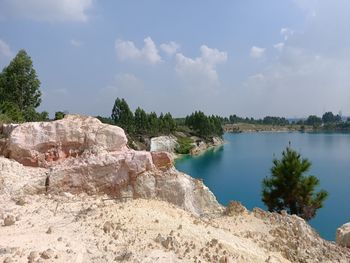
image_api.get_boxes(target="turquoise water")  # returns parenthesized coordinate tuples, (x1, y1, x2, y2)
(175, 132, 350, 240)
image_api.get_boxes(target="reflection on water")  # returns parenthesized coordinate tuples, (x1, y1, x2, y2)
(175, 132, 350, 240)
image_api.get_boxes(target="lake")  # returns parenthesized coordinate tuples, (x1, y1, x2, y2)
(175, 132, 350, 240)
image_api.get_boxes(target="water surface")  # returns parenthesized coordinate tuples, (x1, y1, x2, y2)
(175, 132, 350, 240)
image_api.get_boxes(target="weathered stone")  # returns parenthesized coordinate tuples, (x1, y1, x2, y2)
(3, 215, 15, 226)
(103, 221, 113, 233)
(150, 136, 178, 152)
(28, 251, 39, 262)
(224, 201, 248, 216)
(151, 151, 173, 171)
(336, 222, 350, 248)
(40, 248, 54, 259)
(5, 115, 127, 167)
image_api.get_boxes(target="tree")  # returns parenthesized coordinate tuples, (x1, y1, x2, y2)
(322, 111, 341, 123)
(0, 50, 41, 113)
(111, 98, 134, 134)
(262, 146, 328, 221)
(134, 107, 148, 134)
(305, 115, 322, 127)
(54, 111, 66, 120)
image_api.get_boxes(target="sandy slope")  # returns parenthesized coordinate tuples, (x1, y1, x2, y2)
(1, 193, 349, 263)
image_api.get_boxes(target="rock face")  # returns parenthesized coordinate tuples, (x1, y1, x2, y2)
(150, 136, 179, 153)
(336, 222, 350, 248)
(190, 136, 224, 155)
(0, 115, 222, 216)
(1, 115, 127, 167)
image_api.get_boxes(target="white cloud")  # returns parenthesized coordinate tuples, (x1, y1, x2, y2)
(70, 39, 83, 47)
(175, 45, 228, 89)
(280, 28, 294, 41)
(160, 41, 180, 56)
(115, 37, 162, 64)
(0, 39, 13, 59)
(273, 42, 285, 51)
(0, 0, 93, 22)
(250, 46, 265, 58)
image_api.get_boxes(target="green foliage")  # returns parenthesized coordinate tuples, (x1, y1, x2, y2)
(134, 107, 148, 134)
(262, 116, 289, 126)
(54, 111, 66, 120)
(0, 50, 41, 113)
(322, 112, 341, 123)
(175, 137, 194, 154)
(110, 98, 177, 137)
(262, 147, 328, 221)
(185, 111, 223, 139)
(0, 50, 44, 122)
(111, 98, 135, 134)
(0, 102, 24, 122)
(305, 115, 322, 127)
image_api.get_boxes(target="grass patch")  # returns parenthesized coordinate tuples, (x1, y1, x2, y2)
(175, 137, 194, 154)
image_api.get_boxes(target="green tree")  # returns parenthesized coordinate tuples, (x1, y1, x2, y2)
(305, 115, 322, 127)
(0, 50, 42, 114)
(111, 98, 134, 134)
(322, 111, 341, 123)
(54, 111, 66, 120)
(262, 146, 328, 221)
(134, 107, 148, 134)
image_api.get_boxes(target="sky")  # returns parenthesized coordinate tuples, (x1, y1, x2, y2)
(0, 0, 349, 118)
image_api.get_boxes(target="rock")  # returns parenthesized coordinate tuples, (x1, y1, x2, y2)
(103, 221, 113, 233)
(3, 215, 15, 226)
(46, 226, 53, 234)
(5, 115, 128, 167)
(15, 197, 26, 206)
(2, 257, 13, 263)
(28, 251, 39, 262)
(155, 234, 165, 243)
(151, 151, 173, 171)
(336, 222, 350, 248)
(40, 248, 54, 259)
(219, 256, 228, 263)
(1, 115, 222, 216)
(224, 201, 248, 216)
(150, 136, 179, 153)
(115, 251, 132, 261)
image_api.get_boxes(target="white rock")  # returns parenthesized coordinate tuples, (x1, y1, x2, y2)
(150, 136, 178, 153)
(5, 115, 127, 166)
(336, 222, 350, 248)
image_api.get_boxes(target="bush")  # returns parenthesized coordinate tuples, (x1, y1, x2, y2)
(175, 137, 194, 154)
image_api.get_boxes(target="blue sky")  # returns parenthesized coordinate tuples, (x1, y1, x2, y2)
(0, 0, 349, 118)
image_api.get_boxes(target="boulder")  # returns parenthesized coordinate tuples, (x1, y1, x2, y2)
(151, 151, 173, 171)
(150, 136, 178, 153)
(4, 115, 127, 167)
(0, 115, 223, 216)
(336, 223, 350, 248)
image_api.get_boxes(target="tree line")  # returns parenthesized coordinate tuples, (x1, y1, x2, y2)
(106, 98, 177, 137)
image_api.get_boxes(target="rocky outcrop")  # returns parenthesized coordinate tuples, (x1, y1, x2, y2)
(336, 222, 350, 248)
(190, 136, 224, 155)
(0, 115, 222, 216)
(1, 115, 127, 167)
(150, 136, 179, 152)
